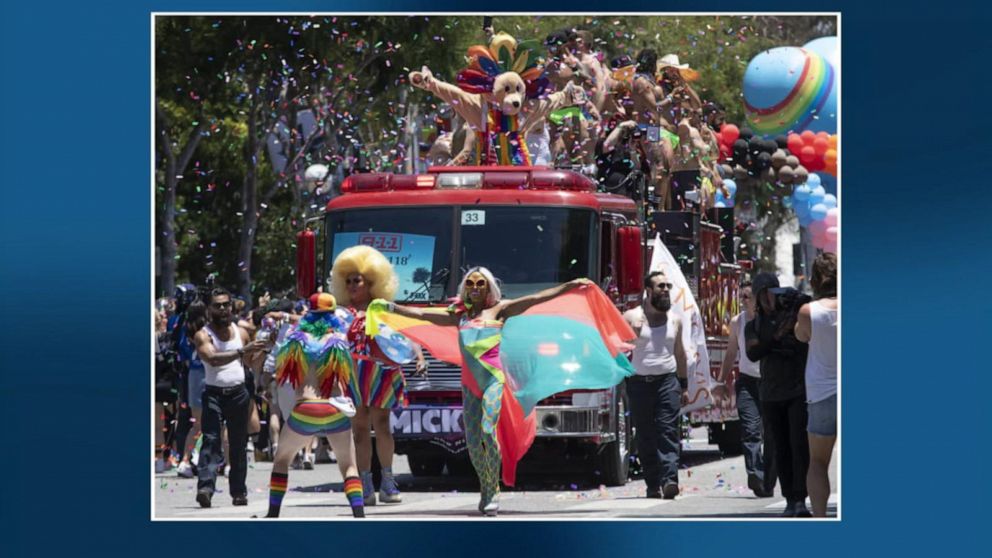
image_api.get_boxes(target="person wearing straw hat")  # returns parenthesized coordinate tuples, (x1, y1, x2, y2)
(657, 54, 703, 120)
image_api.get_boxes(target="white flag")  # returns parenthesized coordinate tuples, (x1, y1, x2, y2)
(649, 234, 715, 414)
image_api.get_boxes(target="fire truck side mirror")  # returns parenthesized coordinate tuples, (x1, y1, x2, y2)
(616, 225, 643, 296)
(296, 229, 316, 299)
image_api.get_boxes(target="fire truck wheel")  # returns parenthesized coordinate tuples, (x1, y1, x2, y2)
(596, 387, 632, 487)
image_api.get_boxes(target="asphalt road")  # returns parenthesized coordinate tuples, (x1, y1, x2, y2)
(153, 430, 838, 520)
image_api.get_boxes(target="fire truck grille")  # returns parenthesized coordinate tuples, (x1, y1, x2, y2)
(401, 350, 463, 391)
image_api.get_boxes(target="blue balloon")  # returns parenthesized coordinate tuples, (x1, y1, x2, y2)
(803, 37, 839, 72)
(809, 186, 826, 206)
(807, 173, 822, 188)
(743, 46, 836, 135)
(793, 184, 811, 202)
(802, 37, 839, 134)
(782, 196, 794, 209)
(794, 200, 810, 217)
(724, 179, 737, 198)
(798, 212, 814, 227)
(714, 201, 726, 208)
(810, 203, 828, 221)
(715, 189, 726, 203)
(822, 194, 837, 209)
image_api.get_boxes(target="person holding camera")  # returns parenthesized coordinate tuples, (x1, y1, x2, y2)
(595, 119, 651, 203)
(744, 273, 812, 517)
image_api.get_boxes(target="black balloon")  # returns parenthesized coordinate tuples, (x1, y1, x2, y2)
(756, 151, 772, 171)
(775, 135, 789, 149)
(740, 127, 754, 141)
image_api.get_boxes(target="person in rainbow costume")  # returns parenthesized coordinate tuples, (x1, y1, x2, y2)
(408, 32, 584, 166)
(260, 292, 365, 518)
(330, 245, 427, 507)
(365, 268, 636, 516)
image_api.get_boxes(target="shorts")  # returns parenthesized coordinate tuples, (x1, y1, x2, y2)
(188, 366, 206, 410)
(286, 400, 351, 437)
(807, 394, 837, 437)
(348, 359, 407, 409)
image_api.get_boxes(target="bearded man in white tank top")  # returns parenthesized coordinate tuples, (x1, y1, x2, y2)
(795, 253, 838, 518)
(622, 271, 687, 500)
(192, 288, 270, 509)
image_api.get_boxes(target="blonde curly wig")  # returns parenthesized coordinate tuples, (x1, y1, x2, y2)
(330, 245, 399, 305)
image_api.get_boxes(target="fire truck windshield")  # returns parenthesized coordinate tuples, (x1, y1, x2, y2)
(326, 207, 454, 304)
(326, 205, 596, 303)
(459, 206, 595, 299)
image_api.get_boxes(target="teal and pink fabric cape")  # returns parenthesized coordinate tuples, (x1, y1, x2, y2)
(365, 285, 636, 485)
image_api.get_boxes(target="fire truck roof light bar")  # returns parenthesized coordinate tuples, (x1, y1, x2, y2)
(340, 169, 596, 193)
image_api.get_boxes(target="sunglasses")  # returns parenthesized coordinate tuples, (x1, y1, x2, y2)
(654, 282, 672, 290)
(211, 301, 232, 309)
(345, 277, 364, 286)
(464, 279, 487, 289)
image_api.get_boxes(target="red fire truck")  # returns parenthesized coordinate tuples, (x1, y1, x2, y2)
(295, 166, 741, 486)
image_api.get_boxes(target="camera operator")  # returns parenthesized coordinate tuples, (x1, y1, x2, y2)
(595, 119, 651, 204)
(744, 272, 812, 517)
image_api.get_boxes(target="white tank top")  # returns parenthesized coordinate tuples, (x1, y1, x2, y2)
(203, 324, 246, 388)
(631, 309, 678, 376)
(805, 300, 838, 403)
(735, 312, 761, 378)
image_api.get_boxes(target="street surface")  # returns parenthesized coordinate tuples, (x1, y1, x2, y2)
(154, 428, 837, 520)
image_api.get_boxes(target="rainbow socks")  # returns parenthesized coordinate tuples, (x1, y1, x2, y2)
(344, 476, 365, 518)
(266, 471, 288, 517)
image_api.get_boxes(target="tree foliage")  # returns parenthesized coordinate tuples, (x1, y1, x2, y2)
(154, 14, 836, 301)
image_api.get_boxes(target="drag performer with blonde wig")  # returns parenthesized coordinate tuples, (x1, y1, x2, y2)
(365, 267, 636, 516)
(261, 292, 364, 518)
(331, 245, 426, 506)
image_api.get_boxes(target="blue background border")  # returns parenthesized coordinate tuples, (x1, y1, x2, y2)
(1, 1, 986, 556)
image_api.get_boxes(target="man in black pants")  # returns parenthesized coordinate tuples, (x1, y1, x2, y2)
(745, 273, 812, 517)
(623, 272, 688, 499)
(715, 282, 775, 498)
(192, 288, 268, 508)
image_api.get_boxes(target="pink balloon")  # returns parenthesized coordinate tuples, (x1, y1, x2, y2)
(825, 226, 838, 243)
(812, 230, 827, 248)
(809, 219, 827, 237)
(825, 207, 839, 227)
(823, 239, 837, 254)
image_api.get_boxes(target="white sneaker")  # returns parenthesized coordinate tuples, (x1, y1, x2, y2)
(177, 462, 194, 478)
(329, 395, 357, 417)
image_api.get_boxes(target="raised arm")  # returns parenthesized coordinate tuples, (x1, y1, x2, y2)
(409, 67, 483, 123)
(498, 278, 591, 320)
(388, 301, 461, 327)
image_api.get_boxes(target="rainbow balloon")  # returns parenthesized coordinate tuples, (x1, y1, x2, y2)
(743, 47, 837, 135)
